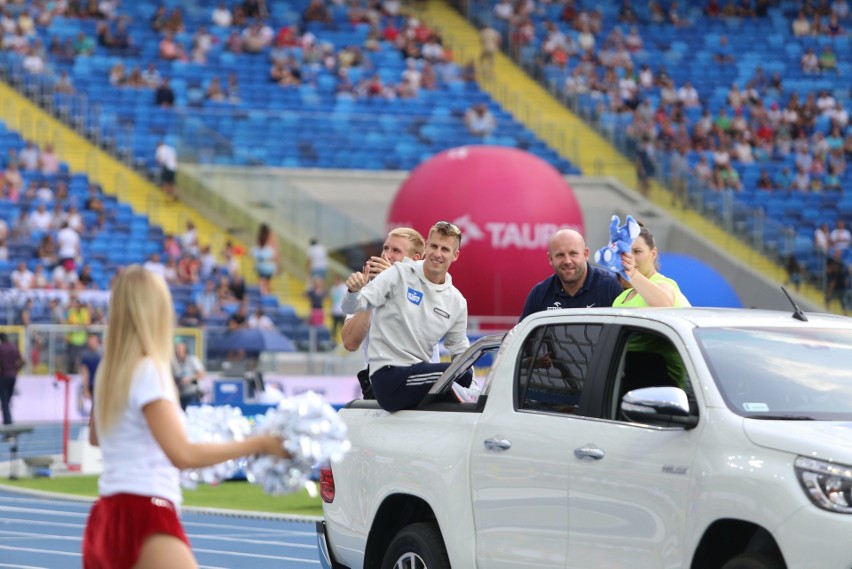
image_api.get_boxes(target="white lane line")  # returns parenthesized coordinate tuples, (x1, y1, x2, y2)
(0, 545, 79, 558)
(187, 533, 315, 549)
(0, 531, 81, 542)
(0, 506, 88, 519)
(193, 547, 319, 564)
(0, 517, 86, 530)
(0, 563, 51, 568)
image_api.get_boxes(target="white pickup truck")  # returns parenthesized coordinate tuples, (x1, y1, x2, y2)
(317, 307, 852, 569)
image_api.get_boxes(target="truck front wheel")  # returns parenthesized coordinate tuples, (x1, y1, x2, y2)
(380, 522, 450, 569)
(721, 552, 786, 569)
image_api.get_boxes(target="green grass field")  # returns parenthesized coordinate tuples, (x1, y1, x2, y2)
(0, 476, 323, 517)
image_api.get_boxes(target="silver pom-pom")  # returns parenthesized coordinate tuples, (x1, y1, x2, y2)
(181, 405, 252, 490)
(246, 391, 351, 496)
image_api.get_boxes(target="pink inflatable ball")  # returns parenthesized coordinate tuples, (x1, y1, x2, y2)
(387, 146, 584, 318)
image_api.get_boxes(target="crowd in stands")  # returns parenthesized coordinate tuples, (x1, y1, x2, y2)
(2, 1, 471, 108)
(0, 0, 575, 173)
(0, 127, 329, 358)
(4, 0, 852, 313)
(469, 0, 852, 303)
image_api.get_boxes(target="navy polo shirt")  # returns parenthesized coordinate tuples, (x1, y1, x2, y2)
(520, 265, 623, 321)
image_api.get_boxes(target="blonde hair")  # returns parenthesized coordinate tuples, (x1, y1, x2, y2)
(94, 265, 177, 433)
(387, 227, 425, 258)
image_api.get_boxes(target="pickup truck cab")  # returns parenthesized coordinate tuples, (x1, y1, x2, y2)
(318, 308, 852, 569)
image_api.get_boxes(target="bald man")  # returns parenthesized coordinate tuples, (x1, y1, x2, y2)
(520, 229, 622, 321)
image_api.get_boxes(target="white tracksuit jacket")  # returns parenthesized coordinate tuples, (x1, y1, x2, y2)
(341, 259, 469, 376)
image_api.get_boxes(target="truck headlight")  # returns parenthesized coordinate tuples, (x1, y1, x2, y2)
(795, 456, 852, 514)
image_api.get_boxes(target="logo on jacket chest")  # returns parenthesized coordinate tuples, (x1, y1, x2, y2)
(407, 288, 424, 305)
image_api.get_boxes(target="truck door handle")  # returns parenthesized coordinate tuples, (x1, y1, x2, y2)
(484, 436, 512, 452)
(574, 446, 605, 461)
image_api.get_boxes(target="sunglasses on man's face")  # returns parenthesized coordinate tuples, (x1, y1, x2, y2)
(434, 221, 461, 235)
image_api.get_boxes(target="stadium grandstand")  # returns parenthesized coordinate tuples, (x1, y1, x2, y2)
(0, 0, 849, 385)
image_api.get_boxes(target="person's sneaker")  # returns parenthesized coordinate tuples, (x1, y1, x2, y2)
(451, 383, 481, 404)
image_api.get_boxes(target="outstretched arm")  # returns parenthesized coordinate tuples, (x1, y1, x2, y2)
(143, 399, 287, 470)
(620, 253, 676, 307)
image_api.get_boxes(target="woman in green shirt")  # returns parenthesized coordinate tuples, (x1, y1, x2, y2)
(614, 224, 690, 386)
(613, 224, 690, 308)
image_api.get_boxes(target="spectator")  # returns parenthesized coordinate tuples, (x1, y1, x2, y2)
(154, 77, 175, 107)
(248, 307, 275, 330)
(143, 252, 166, 279)
(464, 103, 496, 137)
(163, 257, 179, 285)
(140, 63, 161, 88)
(73, 32, 95, 56)
(163, 234, 182, 260)
(78, 264, 97, 289)
(37, 233, 58, 266)
(79, 333, 102, 402)
(32, 264, 49, 289)
(11, 261, 33, 290)
(251, 223, 278, 296)
(826, 12, 844, 36)
(52, 259, 80, 290)
(112, 18, 133, 51)
(28, 202, 53, 232)
(18, 141, 39, 171)
(5, 161, 23, 195)
(155, 139, 178, 198)
(305, 276, 327, 328)
(307, 237, 328, 280)
(677, 81, 700, 108)
(329, 274, 347, 343)
(171, 341, 205, 410)
(831, 219, 852, 252)
(479, 22, 501, 79)
(194, 280, 220, 319)
(225, 30, 243, 53)
(181, 220, 199, 256)
(0, 332, 24, 425)
(54, 70, 76, 94)
(242, 20, 273, 53)
(176, 253, 200, 285)
(39, 142, 59, 174)
(713, 35, 735, 64)
(212, 2, 233, 27)
(303, 0, 330, 23)
(635, 136, 656, 196)
(791, 9, 811, 35)
(198, 244, 218, 281)
(801, 47, 819, 74)
(205, 76, 226, 102)
(229, 272, 247, 302)
(178, 302, 204, 328)
(22, 46, 45, 75)
(825, 249, 850, 314)
(56, 220, 81, 269)
(65, 296, 91, 373)
(108, 62, 126, 86)
(819, 45, 838, 74)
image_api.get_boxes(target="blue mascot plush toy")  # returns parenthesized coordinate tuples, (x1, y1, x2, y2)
(594, 214, 641, 280)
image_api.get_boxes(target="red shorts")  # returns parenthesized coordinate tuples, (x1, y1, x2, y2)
(82, 493, 190, 569)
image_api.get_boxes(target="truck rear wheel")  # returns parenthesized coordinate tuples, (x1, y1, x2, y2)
(380, 522, 450, 569)
(721, 552, 786, 569)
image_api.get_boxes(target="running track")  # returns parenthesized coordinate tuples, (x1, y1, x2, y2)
(0, 487, 322, 568)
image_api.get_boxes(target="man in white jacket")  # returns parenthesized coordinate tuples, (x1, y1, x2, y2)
(342, 221, 474, 411)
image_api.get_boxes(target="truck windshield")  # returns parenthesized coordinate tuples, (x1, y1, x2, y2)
(695, 327, 852, 420)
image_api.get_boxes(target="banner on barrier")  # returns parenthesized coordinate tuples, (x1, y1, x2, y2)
(10, 374, 362, 423)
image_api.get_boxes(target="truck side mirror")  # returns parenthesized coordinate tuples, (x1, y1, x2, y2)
(621, 386, 698, 429)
